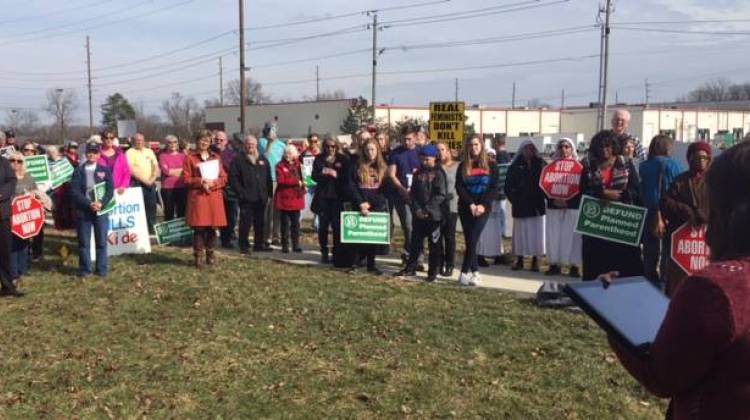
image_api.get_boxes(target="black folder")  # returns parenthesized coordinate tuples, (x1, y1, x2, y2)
(564, 277, 670, 358)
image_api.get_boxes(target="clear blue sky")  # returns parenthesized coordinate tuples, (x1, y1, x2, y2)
(1, 0, 748, 124)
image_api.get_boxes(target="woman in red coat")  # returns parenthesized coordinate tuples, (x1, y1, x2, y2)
(609, 141, 750, 419)
(183, 129, 227, 269)
(274, 145, 305, 253)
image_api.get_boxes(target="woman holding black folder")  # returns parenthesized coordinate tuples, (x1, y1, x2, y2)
(608, 141, 750, 419)
(579, 130, 643, 281)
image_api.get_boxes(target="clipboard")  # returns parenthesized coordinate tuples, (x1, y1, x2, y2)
(563, 277, 669, 358)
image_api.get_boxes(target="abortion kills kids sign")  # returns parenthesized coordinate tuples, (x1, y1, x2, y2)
(91, 187, 151, 259)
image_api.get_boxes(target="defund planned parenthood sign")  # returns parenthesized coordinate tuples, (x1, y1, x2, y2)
(340, 211, 390, 245)
(574, 195, 647, 247)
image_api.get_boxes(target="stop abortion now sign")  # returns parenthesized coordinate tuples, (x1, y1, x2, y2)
(540, 159, 583, 201)
(11, 195, 44, 239)
(671, 223, 711, 274)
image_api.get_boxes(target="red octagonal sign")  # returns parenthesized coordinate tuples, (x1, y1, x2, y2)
(670, 223, 710, 274)
(539, 159, 583, 201)
(11, 194, 44, 240)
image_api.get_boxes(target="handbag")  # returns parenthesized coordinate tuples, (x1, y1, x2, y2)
(649, 162, 667, 239)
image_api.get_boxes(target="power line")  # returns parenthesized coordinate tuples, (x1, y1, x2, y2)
(613, 27, 750, 36)
(613, 18, 750, 25)
(0, 0, 116, 25)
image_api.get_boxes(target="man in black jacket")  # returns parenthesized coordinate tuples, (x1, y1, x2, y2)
(229, 135, 273, 254)
(0, 155, 21, 296)
(394, 145, 446, 282)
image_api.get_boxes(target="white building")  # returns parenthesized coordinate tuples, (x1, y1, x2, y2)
(560, 105, 750, 146)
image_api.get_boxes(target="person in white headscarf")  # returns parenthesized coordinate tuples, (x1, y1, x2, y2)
(504, 140, 546, 271)
(544, 138, 582, 277)
(477, 140, 512, 266)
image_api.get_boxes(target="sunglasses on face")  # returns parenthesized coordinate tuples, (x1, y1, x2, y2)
(9, 159, 23, 163)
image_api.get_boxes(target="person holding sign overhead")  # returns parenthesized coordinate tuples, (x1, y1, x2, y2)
(579, 130, 642, 281)
(504, 140, 546, 272)
(608, 141, 750, 419)
(543, 138, 582, 278)
(184, 129, 227, 270)
(660, 142, 712, 296)
(455, 135, 499, 286)
(69, 143, 114, 278)
(346, 139, 389, 275)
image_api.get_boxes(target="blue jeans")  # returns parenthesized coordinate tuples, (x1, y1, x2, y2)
(10, 236, 29, 279)
(393, 199, 413, 257)
(77, 212, 109, 277)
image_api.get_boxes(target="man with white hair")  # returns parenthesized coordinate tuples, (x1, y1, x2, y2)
(611, 109, 646, 162)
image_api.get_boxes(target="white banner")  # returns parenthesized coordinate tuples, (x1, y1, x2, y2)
(92, 187, 152, 259)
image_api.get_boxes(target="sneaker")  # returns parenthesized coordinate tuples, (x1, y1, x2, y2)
(393, 269, 416, 277)
(458, 272, 471, 286)
(441, 265, 454, 277)
(469, 272, 481, 287)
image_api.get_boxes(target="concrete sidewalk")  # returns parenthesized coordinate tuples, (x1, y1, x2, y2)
(217, 245, 580, 297)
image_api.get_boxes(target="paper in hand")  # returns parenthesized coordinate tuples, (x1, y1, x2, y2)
(198, 159, 219, 181)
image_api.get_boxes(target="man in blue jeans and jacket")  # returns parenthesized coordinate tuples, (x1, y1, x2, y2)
(70, 143, 114, 278)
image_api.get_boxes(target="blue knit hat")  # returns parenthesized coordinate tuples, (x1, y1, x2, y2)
(418, 144, 438, 158)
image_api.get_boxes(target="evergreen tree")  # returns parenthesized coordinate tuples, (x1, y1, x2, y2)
(340, 97, 372, 134)
(101, 93, 136, 130)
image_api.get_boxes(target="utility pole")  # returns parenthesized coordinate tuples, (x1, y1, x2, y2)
(86, 36, 93, 135)
(561, 88, 566, 110)
(645, 78, 651, 106)
(597, 0, 613, 131)
(511, 82, 517, 108)
(370, 12, 379, 123)
(615, 90, 619, 104)
(56, 88, 65, 141)
(316, 65, 320, 101)
(454, 78, 459, 102)
(239, 0, 247, 135)
(219, 56, 224, 106)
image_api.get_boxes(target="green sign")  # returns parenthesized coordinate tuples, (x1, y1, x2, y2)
(24, 155, 50, 184)
(340, 211, 390, 245)
(574, 195, 647, 247)
(50, 159, 75, 189)
(154, 217, 193, 245)
(496, 163, 510, 192)
(94, 182, 116, 216)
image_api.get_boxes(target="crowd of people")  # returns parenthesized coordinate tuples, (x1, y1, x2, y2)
(0, 108, 744, 297)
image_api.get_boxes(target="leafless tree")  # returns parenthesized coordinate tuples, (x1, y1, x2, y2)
(4, 109, 40, 137)
(161, 92, 205, 140)
(44, 88, 78, 141)
(225, 78, 271, 105)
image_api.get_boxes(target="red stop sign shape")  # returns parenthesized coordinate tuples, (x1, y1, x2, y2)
(539, 159, 583, 201)
(11, 195, 44, 239)
(670, 223, 711, 274)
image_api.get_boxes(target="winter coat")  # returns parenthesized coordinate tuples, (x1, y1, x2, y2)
(69, 164, 114, 217)
(183, 151, 227, 228)
(580, 156, 641, 206)
(0, 157, 16, 221)
(409, 165, 447, 221)
(229, 153, 273, 204)
(504, 156, 546, 218)
(274, 159, 305, 211)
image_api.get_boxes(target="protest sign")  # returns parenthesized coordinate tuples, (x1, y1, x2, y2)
(11, 195, 44, 239)
(574, 195, 647, 247)
(539, 159, 583, 201)
(24, 155, 50, 185)
(302, 155, 316, 187)
(154, 217, 192, 245)
(496, 163, 510, 192)
(50, 158, 75, 189)
(0, 145, 15, 159)
(429, 102, 465, 150)
(94, 182, 116, 216)
(92, 187, 152, 259)
(340, 211, 390, 245)
(671, 223, 710, 274)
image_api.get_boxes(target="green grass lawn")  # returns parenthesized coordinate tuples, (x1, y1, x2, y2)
(0, 234, 666, 418)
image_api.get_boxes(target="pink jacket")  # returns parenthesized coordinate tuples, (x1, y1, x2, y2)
(98, 148, 132, 189)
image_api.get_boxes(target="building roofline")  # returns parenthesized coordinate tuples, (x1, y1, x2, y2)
(206, 98, 357, 109)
